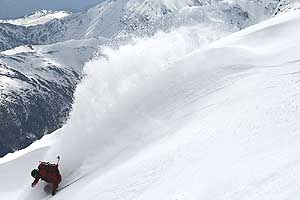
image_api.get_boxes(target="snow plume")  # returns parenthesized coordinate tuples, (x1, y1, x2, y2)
(45, 25, 225, 182)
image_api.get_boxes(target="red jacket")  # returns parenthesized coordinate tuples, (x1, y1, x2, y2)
(32, 162, 62, 193)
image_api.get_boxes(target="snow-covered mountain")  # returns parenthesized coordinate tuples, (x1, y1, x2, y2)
(0, 0, 280, 52)
(0, 0, 104, 19)
(1, 6, 300, 200)
(0, 38, 102, 156)
(0, 0, 283, 156)
(0, 10, 70, 27)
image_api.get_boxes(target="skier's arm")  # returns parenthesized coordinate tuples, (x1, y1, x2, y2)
(31, 177, 40, 187)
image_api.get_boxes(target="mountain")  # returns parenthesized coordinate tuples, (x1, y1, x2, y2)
(0, 39, 100, 156)
(0, 10, 70, 27)
(1, 6, 300, 200)
(0, 0, 105, 19)
(0, 0, 281, 156)
(0, 0, 280, 52)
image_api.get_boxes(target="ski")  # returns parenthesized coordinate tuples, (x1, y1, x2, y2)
(58, 176, 84, 191)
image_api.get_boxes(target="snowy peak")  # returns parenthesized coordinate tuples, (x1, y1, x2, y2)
(80, 0, 279, 39)
(0, 10, 70, 27)
(81, 0, 208, 38)
(124, 0, 208, 15)
(0, 0, 282, 52)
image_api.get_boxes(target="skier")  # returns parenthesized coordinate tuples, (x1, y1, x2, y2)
(31, 157, 62, 196)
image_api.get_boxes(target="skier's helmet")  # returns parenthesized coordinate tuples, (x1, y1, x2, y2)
(31, 169, 39, 178)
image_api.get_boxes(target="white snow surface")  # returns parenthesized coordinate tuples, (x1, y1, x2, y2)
(2, 8, 300, 200)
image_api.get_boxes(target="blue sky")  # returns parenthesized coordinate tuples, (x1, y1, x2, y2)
(0, 0, 105, 19)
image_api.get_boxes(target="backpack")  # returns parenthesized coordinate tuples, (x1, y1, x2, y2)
(38, 162, 59, 173)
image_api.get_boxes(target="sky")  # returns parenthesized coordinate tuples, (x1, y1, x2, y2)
(0, 0, 105, 19)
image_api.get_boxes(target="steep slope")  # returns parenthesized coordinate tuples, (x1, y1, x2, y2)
(0, 0, 282, 157)
(1, 8, 300, 200)
(43, 9, 300, 199)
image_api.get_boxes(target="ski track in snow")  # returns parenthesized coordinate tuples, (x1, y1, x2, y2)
(2, 8, 300, 200)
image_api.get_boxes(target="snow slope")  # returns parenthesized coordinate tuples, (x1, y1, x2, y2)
(1, 8, 300, 200)
(0, 0, 282, 157)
